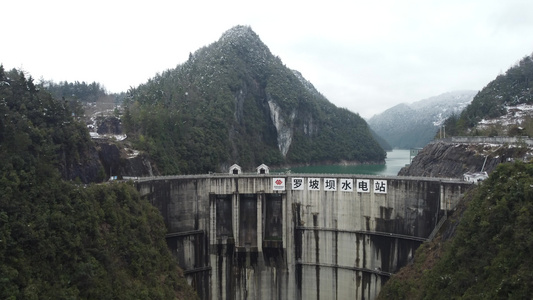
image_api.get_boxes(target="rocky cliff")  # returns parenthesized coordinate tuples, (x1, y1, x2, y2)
(398, 140, 530, 178)
(62, 114, 157, 183)
(59, 138, 156, 183)
(95, 140, 156, 178)
(91, 115, 157, 180)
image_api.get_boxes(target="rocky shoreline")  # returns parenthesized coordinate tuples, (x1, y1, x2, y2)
(398, 140, 531, 178)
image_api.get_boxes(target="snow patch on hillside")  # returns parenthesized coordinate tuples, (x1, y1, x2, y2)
(478, 103, 533, 128)
(87, 111, 126, 141)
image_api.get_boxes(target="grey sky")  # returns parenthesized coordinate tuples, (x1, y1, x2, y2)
(2, 0, 533, 118)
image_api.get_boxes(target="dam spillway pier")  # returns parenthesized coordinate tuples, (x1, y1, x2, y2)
(135, 173, 471, 300)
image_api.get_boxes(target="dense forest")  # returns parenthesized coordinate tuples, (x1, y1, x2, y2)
(44, 80, 125, 106)
(45, 80, 107, 103)
(122, 25, 385, 174)
(378, 161, 533, 299)
(443, 53, 533, 136)
(0, 68, 104, 183)
(0, 65, 197, 299)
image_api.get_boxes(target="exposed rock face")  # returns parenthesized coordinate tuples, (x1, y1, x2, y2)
(96, 116, 122, 135)
(96, 140, 157, 179)
(121, 153, 155, 177)
(59, 140, 157, 183)
(97, 142, 122, 178)
(268, 99, 295, 157)
(398, 141, 527, 178)
(58, 145, 104, 183)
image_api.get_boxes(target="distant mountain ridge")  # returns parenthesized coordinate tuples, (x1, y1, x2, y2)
(367, 91, 476, 149)
(123, 25, 385, 174)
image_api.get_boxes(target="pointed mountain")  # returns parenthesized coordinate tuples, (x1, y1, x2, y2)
(123, 25, 385, 174)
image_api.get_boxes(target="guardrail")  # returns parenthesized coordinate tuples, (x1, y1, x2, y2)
(434, 136, 533, 145)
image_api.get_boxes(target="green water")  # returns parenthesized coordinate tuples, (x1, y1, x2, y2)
(276, 149, 411, 176)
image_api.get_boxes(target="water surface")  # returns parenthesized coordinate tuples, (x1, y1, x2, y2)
(276, 149, 411, 176)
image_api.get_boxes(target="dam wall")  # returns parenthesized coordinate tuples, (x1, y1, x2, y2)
(136, 174, 471, 300)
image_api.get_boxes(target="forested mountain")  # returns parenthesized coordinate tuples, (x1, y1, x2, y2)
(367, 91, 475, 148)
(0, 66, 196, 299)
(443, 53, 533, 136)
(123, 25, 385, 174)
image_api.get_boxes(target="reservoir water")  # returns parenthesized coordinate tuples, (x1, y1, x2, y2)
(277, 149, 411, 176)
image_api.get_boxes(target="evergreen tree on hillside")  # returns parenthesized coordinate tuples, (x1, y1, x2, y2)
(45, 80, 107, 103)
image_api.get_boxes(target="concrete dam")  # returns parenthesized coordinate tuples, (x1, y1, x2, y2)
(135, 172, 471, 300)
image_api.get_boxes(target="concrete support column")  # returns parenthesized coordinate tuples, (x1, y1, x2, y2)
(257, 192, 263, 252)
(282, 192, 287, 250)
(233, 192, 239, 247)
(369, 180, 376, 231)
(209, 193, 216, 245)
(439, 182, 445, 211)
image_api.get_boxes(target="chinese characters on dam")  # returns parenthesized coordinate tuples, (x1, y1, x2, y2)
(273, 177, 388, 193)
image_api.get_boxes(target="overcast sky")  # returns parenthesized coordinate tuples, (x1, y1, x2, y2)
(2, 0, 533, 118)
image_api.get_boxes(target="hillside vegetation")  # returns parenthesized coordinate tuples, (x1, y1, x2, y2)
(379, 161, 533, 299)
(0, 66, 197, 299)
(444, 53, 533, 136)
(123, 25, 385, 174)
